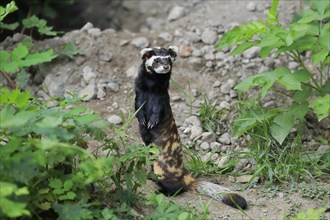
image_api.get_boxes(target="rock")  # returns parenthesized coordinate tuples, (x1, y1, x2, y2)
(43, 72, 69, 97)
(87, 28, 102, 37)
(185, 116, 202, 127)
(97, 87, 107, 100)
(219, 101, 230, 110)
(82, 66, 97, 84)
(190, 125, 203, 140)
(204, 52, 215, 60)
(126, 65, 138, 78)
(79, 83, 96, 101)
(179, 45, 193, 57)
(288, 61, 300, 71)
(317, 145, 330, 153)
(226, 79, 236, 88)
(147, 17, 165, 30)
(220, 83, 231, 94)
(98, 53, 113, 62)
(200, 142, 210, 150)
(106, 81, 119, 92)
(186, 31, 201, 43)
(242, 46, 260, 59)
(120, 39, 129, 46)
(159, 32, 173, 41)
(218, 132, 231, 145)
(205, 61, 213, 68)
(107, 115, 122, 125)
(201, 132, 216, 142)
(131, 37, 150, 48)
(192, 49, 202, 57)
(213, 80, 221, 88)
(217, 155, 230, 167)
(215, 51, 226, 60)
(168, 6, 185, 21)
(236, 175, 254, 183)
(264, 57, 275, 68)
(201, 152, 212, 162)
(171, 95, 182, 101)
(81, 22, 93, 31)
(201, 29, 218, 44)
(36, 90, 50, 100)
(210, 142, 221, 152)
(246, 2, 257, 11)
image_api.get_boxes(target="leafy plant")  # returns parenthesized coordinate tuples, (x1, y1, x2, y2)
(22, 15, 57, 36)
(291, 208, 326, 220)
(0, 1, 18, 30)
(217, 0, 330, 145)
(199, 97, 223, 132)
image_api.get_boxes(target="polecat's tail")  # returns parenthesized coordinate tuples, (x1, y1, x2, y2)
(195, 181, 247, 209)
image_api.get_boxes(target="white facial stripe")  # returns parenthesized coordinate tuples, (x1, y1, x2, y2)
(145, 55, 173, 73)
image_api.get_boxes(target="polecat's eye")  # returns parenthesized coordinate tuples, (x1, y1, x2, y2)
(155, 58, 160, 63)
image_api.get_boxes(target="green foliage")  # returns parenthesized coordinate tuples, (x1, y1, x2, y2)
(0, 41, 57, 74)
(22, 15, 57, 36)
(0, 1, 19, 30)
(216, 0, 329, 182)
(217, 0, 330, 145)
(291, 208, 326, 220)
(0, 88, 152, 219)
(199, 97, 223, 132)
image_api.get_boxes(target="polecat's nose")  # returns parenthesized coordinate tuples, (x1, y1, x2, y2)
(163, 65, 170, 69)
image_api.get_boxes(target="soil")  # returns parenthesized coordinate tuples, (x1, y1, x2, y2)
(1, 0, 329, 219)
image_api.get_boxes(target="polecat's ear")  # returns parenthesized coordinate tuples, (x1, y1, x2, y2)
(168, 46, 178, 59)
(140, 48, 154, 60)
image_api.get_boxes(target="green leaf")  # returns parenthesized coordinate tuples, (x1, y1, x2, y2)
(293, 85, 312, 103)
(17, 49, 58, 67)
(0, 22, 19, 30)
(230, 41, 259, 56)
(60, 42, 84, 59)
(22, 15, 57, 36)
(49, 179, 62, 189)
(260, 46, 273, 59)
(267, 0, 280, 24)
(309, 95, 330, 121)
(298, 9, 321, 23)
(311, 49, 329, 64)
(293, 69, 312, 83)
(289, 102, 309, 120)
(0, 1, 18, 22)
(12, 43, 29, 61)
(16, 69, 30, 89)
(312, 1, 330, 15)
(270, 111, 294, 144)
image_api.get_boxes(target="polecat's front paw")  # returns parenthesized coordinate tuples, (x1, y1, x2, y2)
(136, 113, 147, 126)
(147, 116, 159, 129)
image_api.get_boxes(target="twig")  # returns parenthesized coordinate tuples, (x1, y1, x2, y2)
(0, 71, 17, 89)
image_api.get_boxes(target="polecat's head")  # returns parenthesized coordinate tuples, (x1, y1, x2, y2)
(140, 46, 178, 74)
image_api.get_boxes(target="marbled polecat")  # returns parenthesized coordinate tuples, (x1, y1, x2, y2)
(134, 46, 247, 209)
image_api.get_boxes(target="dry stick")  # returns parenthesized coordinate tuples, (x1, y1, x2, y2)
(0, 71, 17, 89)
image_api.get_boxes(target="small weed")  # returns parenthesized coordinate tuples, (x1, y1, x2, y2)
(199, 96, 223, 132)
(291, 208, 326, 220)
(296, 181, 330, 201)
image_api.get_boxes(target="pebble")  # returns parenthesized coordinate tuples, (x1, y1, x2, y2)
(242, 46, 260, 59)
(201, 132, 216, 142)
(210, 142, 221, 152)
(205, 61, 213, 68)
(219, 101, 230, 110)
(131, 37, 150, 48)
(220, 83, 232, 94)
(147, 17, 165, 30)
(171, 95, 182, 101)
(215, 51, 226, 60)
(179, 45, 193, 57)
(79, 83, 96, 101)
(200, 142, 210, 150)
(159, 32, 173, 41)
(288, 61, 300, 71)
(246, 2, 257, 11)
(190, 125, 203, 140)
(201, 29, 218, 44)
(218, 132, 231, 145)
(204, 52, 215, 60)
(192, 49, 202, 57)
(201, 152, 212, 162)
(236, 174, 254, 183)
(87, 28, 102, 37)
(82, 66, 97, 84)
(126, 65, 138, 78)
(97, 87, 106, 100)
(213, 80, 221, 88)
(217, 155, 230, 167)
(98, 53, 113, 62)
(168, 6, 185, 21)
(317, 145, 330, 153)
(185, 116, 202, 127)
(186, 31, 201, 43)
(107, 81, 120, 92)
(107, 115, 122, 125)
(81, 22, 93, 31)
